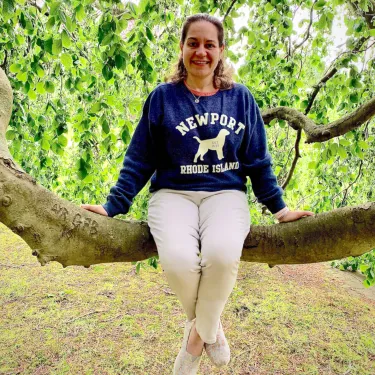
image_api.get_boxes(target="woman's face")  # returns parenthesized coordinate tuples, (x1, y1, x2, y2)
(180, 21, 224, 83)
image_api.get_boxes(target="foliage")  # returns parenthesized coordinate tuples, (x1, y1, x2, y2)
(331, 250, 375, 287)
(0, 0, 374, 276)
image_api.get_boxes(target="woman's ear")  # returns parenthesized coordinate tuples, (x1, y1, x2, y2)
(220, 44, 225, 59)
(180, 42, 183, 52)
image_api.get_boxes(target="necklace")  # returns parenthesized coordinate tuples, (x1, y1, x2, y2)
(191, 92, 201, 103)
(184, 81, 202, 103)
(183, 81, 220, 104)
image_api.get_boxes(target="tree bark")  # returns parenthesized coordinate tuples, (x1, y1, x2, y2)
(1, 68, 374, 268)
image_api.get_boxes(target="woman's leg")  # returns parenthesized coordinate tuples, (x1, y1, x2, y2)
(148, 189, 201, 322)
(195, 190, 250, 344)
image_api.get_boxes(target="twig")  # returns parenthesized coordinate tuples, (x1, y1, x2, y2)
(340, 160, 364, 206)
(223, 0, 237, 22)
(292, 0, 317, 55)
(281, 129, 302, 189)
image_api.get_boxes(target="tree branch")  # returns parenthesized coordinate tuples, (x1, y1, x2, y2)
(262, 96, 375, 143)
(279, 33, 371, 189)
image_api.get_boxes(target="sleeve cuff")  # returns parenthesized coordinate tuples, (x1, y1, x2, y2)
(102, 203, 116, 218)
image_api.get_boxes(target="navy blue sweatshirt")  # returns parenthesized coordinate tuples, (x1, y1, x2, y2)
(102, 81, 286, 217)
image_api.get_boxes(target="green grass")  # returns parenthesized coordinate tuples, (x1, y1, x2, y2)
(1, 222, 375, 375)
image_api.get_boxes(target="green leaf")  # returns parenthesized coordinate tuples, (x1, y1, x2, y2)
(339, 139, 350, 146)
(101, 33, 113, 46)
(358, 140, 369, 149)
(41, 138, 50, 151)
(349, 93, 359, 103)
(329, 143, 338, 156)
(2, 0, 15, 15)
(16, 34, 25, 45)
(65, 17, 75, 32)
(10, 63, 22, 73)
(338, 145, 347, 159)
(265, 3, 273, 12)
(28, 89, 37, 100)
(36, 82, 46, 94)
(46, 16, 56, 31)
(5, 130, 16, 140)
(77, 168, 88, 180)
(117, 18, 128, 32)
(121, 127, 130, 144)
(75, 4, 86, 22)
(101, 119, 110, 134)
(115, 54, 125, 69)
(61, 53, 73, 69)
(58, 134, 68, 147)
(369, 29, 375, 37)
(145, 26, 155, 42)
(83, 174, 94, 183)
(89, 102, 102, 114)
(44, 81, 55, 93)
(102, 64, 113, 81)
(142, 44, 152, 59)
(360, 264, 370, 273)
(314, 0, 326, 8)
(44, 38, 53, 54)
(16, 71, 28, 82)
(36, 65, 45, 78)
(52, 38, 62, 55)
(61, 30, 71, 48)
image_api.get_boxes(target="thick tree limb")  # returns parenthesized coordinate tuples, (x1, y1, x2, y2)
(0, 69, 374, 268)
(1, 157, 375, 267)
(262, 96, 375, 143)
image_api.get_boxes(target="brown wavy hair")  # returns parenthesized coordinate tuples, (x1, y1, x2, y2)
(166, 14, 234, 90)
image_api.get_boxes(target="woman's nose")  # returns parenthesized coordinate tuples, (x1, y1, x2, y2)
(196, 45, 207, 56)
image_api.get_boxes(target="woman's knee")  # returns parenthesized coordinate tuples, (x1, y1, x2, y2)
(201, 239, 243, 269)
(158, 244, 201, 274)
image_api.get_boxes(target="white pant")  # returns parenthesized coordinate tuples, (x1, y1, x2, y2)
(148, 189, 250, 344)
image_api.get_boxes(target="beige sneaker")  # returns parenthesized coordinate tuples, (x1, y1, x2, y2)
(204, 320, 230, 367)
(173, 319, 202, 375)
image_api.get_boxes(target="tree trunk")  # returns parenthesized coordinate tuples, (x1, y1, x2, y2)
(1, 68, 374, 268)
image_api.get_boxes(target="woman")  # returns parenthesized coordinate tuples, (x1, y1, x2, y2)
(82, 13, 313, 375)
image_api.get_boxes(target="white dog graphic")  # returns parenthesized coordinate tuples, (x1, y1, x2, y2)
(193, 129, 230, 163)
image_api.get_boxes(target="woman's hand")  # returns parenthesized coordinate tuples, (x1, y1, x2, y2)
(278, 210, 314, 223)
(81, 204, 109, 217)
